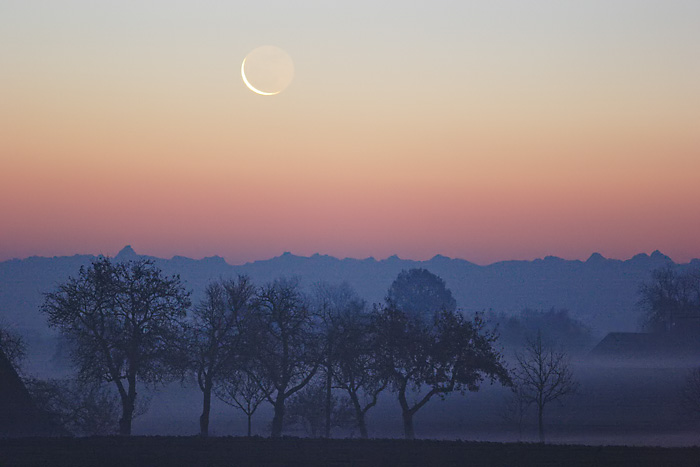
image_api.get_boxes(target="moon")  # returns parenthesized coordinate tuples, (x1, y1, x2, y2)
(241, 46, 294, 96)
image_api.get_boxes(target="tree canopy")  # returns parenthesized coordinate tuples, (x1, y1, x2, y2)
(244, 278, 319, 437)
(0, 324, 26, 372)
(486, 308, 593, 353)
(386, 268, 457, 317)
(41, 257, 191, 435)
(375, 306, 511, 439)
(639, 266, 700, 334)
(185, 276, 256, 437)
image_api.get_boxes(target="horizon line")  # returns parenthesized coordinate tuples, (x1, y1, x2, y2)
(2, 245, 697, 268)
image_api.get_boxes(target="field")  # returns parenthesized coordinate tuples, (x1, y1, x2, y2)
(1, 436, 699, 467)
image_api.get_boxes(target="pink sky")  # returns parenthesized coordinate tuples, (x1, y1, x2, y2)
(1, 1, 699, 265)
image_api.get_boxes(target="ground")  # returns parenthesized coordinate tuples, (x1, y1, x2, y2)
(1, 436, 699, 467)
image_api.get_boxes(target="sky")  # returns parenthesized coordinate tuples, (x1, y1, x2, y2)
(1, 1, 699, 265)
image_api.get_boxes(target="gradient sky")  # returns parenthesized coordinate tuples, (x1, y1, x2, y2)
(1, 1, 699, 264)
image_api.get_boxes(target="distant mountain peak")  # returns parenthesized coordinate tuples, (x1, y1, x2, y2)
(586, 252, 606, 263)
(628, 250, 672, 265)
(277, 251, 302, 261)
(650, 250, 672, 262)
(544, 255, 564, 262)
(430, 254, 451, 261)
(202, 255, 226, 264)
(629, 252, 649, 262)
(311, 252, 332, 259)
(115, 245, 138, 260)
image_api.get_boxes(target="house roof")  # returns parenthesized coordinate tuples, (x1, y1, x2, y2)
(0, 347, 61, 437)
(590, 332, 700, 359)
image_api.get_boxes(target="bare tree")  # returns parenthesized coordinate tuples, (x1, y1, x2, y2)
(513, 331, 578, 443)
(185, 276, 255, 437)
(378, 269, 509, 439)
(375, 307, 510, 439)
(311, 281, 366, 438)
(284, 380, 355, 437)
(215, 368, 272, 436)
(25, 378, 122, 436)
(41, 257, 191, 435)
(330, 302, 387, 439)
(638, 266, 700, 333)
(244, 278, 319, 437)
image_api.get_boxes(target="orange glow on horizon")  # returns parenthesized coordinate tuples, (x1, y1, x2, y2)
(1, 2, 699, 264)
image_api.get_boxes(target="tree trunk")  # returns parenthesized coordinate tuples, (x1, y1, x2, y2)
(119, 375, 137, 436)
(538, 404, 545, 443)
(357, 412, 368, 439)
(271, 394, 285, 438)
(119, 398, 135, 436)
(350, 392, 368, 439)
(247, 413, 252, 437)
(325, 363, 332, 438)
(397, 384, 415, 440)
(402, 410, 415, 440)
(200, 377, 212, 437)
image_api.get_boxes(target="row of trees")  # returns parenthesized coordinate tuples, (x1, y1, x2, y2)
(5, 260, 692, 441)
(41, 261, 515, 438)
(486, 308, 593, 354)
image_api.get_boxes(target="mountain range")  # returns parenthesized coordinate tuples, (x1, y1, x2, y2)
(2, 246, 697, 375)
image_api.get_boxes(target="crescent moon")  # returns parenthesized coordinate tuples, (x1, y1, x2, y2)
(241, 57, 280, 96)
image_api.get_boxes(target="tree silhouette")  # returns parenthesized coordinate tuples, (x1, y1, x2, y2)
(244, 278, 319, 437)
(486, 308, 593, 353)
(184, 276, 255, 437)
(375, 306, 510, 439)
(42, 257, 190, 435)
(639, 266, 700, 333)
(311, 281, 367, 438)
(513, 331, 578, 443)
(0, 324, 26, 373)
(284, 381, 354, 437)
(386, 268, 457, 318)
(330, 301, 387, 438)
(215, 367, 272, 437)
(26, 378, 121, 436)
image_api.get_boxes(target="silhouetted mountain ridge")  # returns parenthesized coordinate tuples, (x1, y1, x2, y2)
(0, 247, 694, 376)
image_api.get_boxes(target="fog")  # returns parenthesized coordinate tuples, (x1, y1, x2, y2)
(2, 252, 699, 446)
(114, 355, 696, 446)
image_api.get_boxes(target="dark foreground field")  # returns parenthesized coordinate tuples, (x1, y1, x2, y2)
(1, 437, 700, 467)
